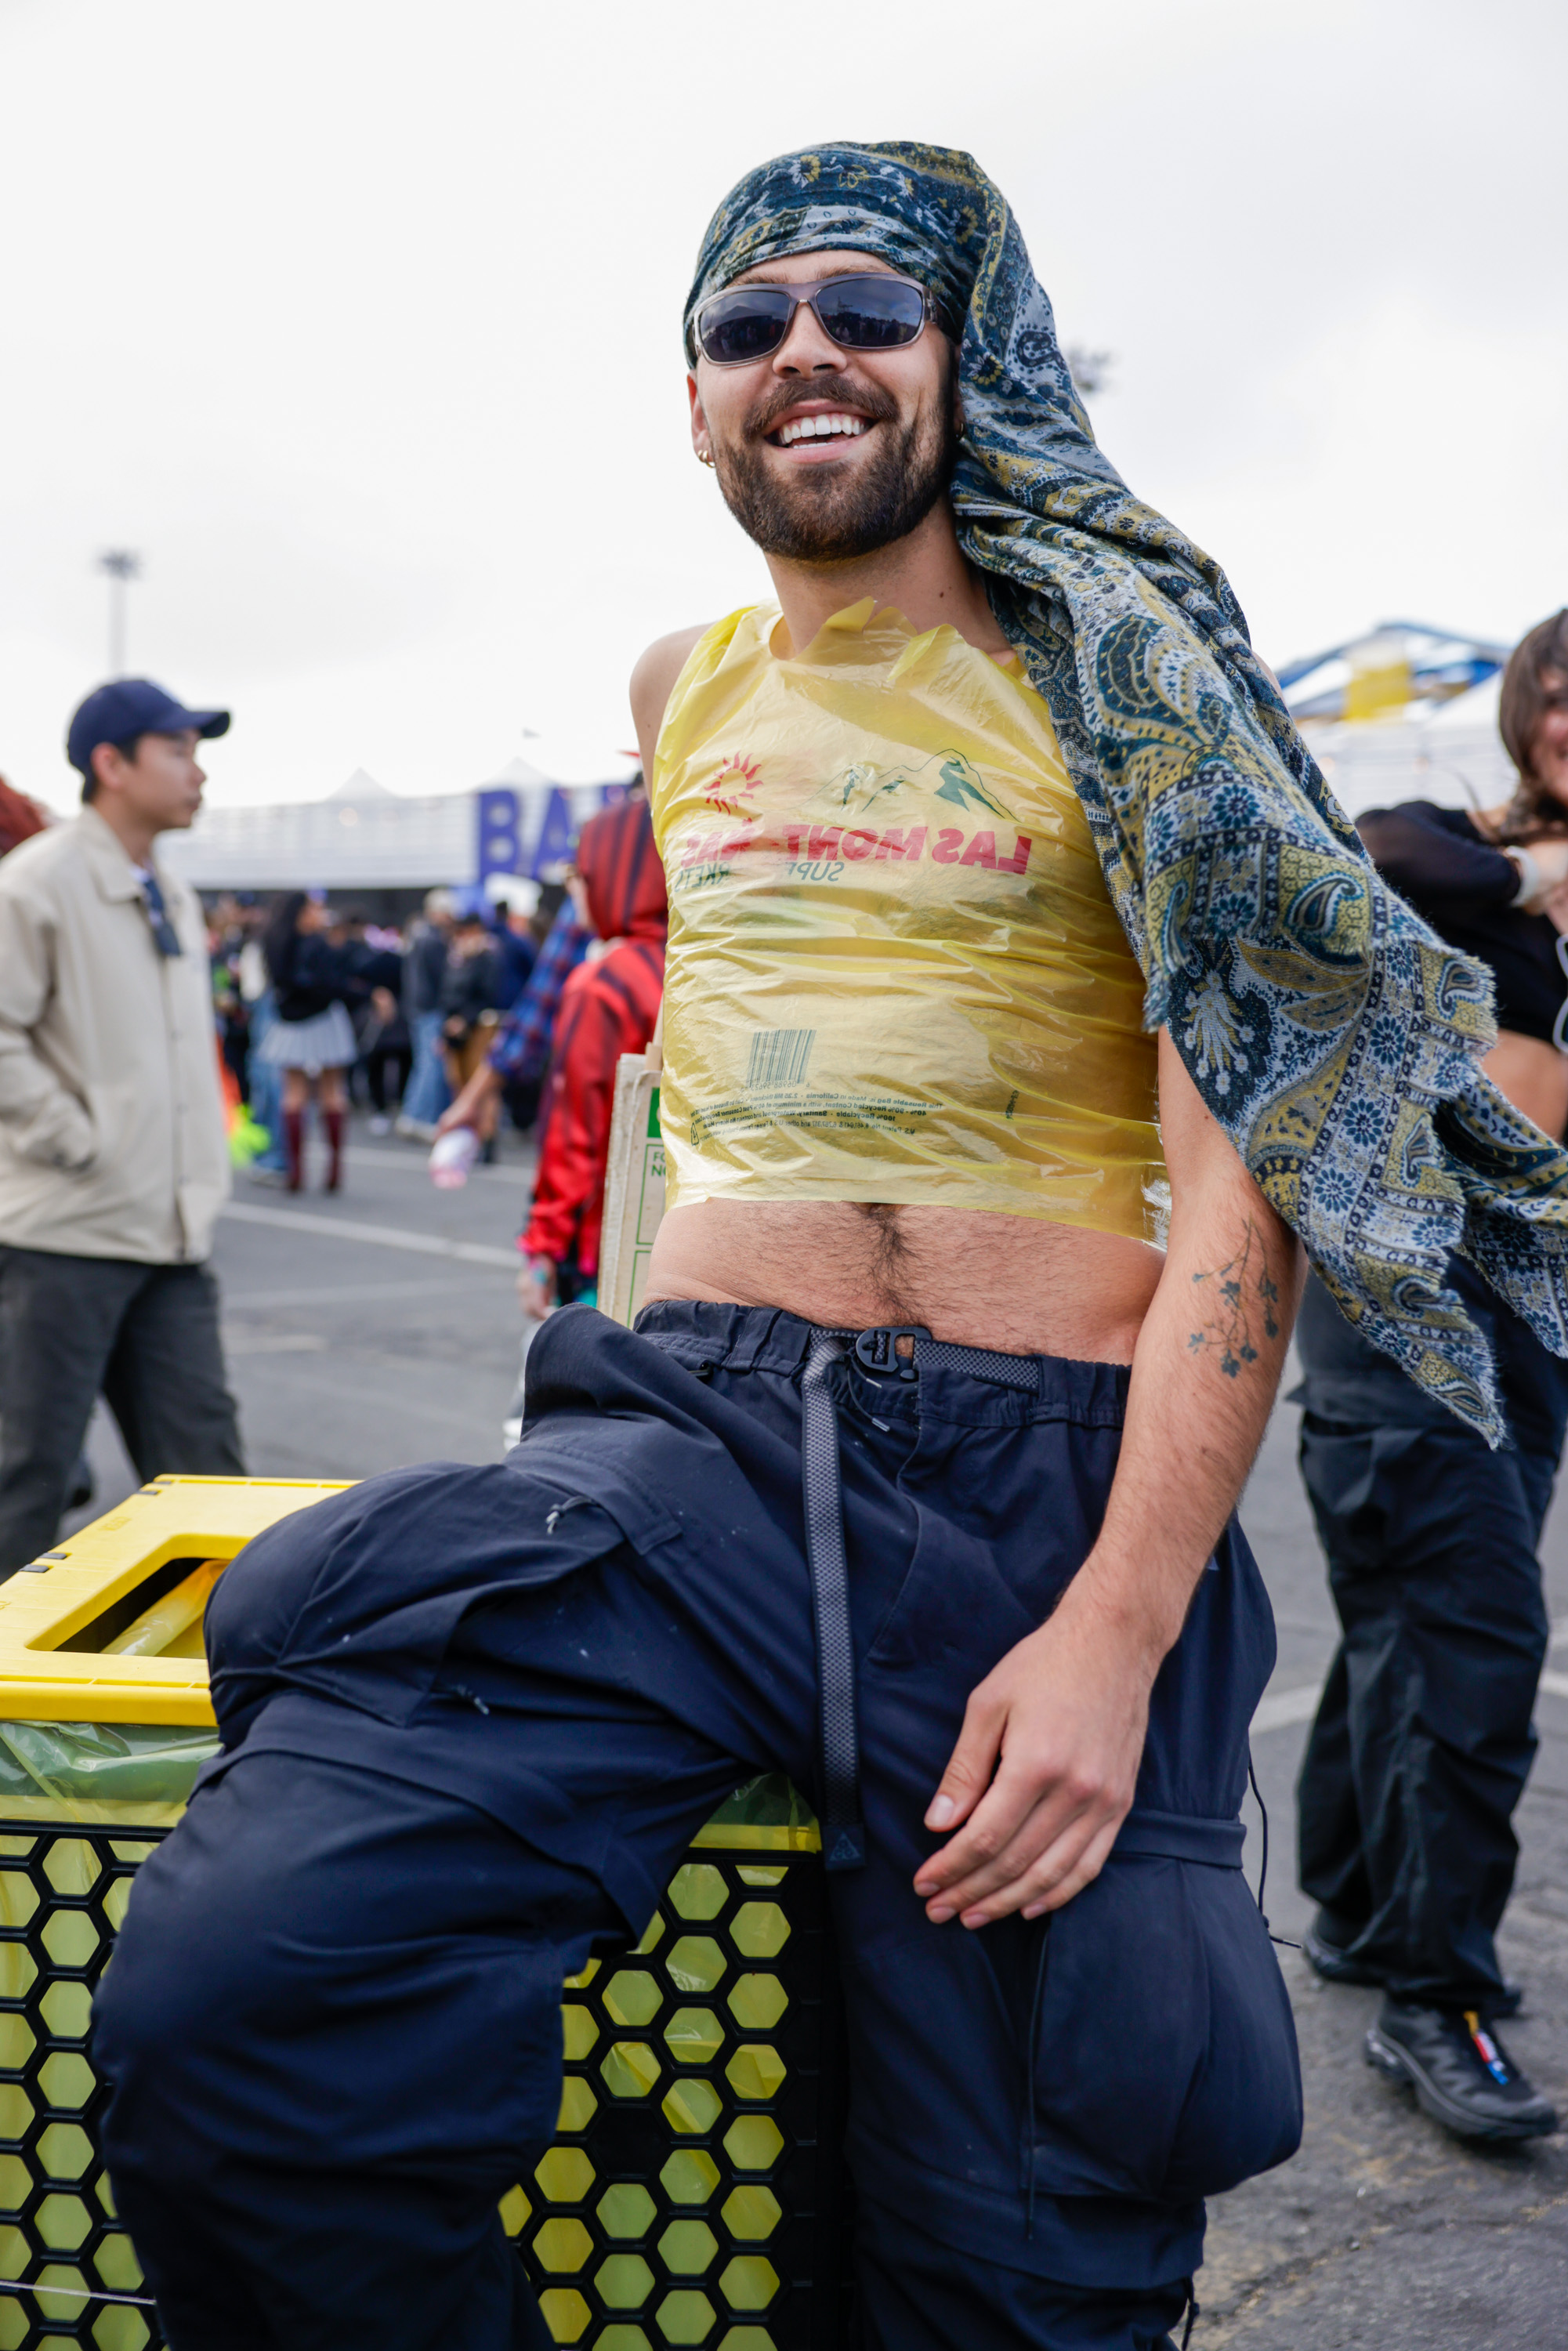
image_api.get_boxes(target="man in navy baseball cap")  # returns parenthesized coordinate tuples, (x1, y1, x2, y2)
(0, 676, 244, 1578)
(67, 678, 230, 796)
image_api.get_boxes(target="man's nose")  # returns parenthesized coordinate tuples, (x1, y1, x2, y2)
(770, 299, 844, 375)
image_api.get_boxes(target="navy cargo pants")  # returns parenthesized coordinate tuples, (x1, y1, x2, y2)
(1295, 1262, 1568, 2008)
(93, 1303, 1302, 2349)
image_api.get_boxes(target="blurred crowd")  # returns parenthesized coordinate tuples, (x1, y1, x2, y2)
(197, 855, 619, 1190)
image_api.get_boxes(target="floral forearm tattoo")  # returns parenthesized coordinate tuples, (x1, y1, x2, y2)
(1188, 1219, 1282, 1379)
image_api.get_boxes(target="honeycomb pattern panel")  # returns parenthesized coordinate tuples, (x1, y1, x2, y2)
(509, 1851, 846, 2348)
(0, 1831, 161, 2350)
(0, 1825, 848, 2351)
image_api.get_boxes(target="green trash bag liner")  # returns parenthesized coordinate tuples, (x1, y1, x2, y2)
(0, 1719, 219, 1826)
(0, 1728, 820, 1844)
(695, 1772, 819, 1849)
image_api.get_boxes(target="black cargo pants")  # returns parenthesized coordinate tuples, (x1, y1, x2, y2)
(1294, 1262, 1568, 2008)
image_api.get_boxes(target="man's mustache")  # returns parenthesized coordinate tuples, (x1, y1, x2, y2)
(744, 375, 899, 442)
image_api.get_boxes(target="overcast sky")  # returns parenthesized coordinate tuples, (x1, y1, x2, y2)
(2, 0, 1563, 811)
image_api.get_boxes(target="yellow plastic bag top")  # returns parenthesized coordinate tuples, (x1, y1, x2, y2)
(651, 600, 1166, 1241)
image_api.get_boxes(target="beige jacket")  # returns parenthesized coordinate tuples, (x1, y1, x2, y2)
(0, 807, 230, 1262)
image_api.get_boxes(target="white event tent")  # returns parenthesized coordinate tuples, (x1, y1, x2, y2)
(1278, 621, 1514, 822)
(159, 736, 639, 897)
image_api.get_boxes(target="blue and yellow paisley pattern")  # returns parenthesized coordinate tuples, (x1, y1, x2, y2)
(685, 141, 1568, 1438)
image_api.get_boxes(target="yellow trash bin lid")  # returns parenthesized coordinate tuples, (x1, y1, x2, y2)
(0, 1476, 350, 1726)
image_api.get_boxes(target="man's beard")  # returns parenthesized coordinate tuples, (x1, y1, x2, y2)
(712, 371, 958, 563)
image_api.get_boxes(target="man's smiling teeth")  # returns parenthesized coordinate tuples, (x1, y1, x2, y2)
(776, 412, 867, 446)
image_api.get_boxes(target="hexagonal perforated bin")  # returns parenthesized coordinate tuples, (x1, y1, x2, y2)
(0, 1827, 158, 2349)
(507, 1846, 848, 2349)
(0, 1806, 849, 2349)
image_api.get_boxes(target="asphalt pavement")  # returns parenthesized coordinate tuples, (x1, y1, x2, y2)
(67, 1115, 1568, 2348)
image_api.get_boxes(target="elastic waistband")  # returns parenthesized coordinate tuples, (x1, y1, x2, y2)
(635, 1300, 1131, 1427)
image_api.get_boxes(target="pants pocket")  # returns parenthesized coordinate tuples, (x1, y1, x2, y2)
(1027, 1857, 1302, 2203)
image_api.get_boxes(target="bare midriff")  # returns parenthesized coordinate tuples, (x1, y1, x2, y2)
(1483, 1030, 1568, 1143)
(646, 1199, 1164, 1364)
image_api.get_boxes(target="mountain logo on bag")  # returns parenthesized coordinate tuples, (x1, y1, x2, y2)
(821, 760, 907, 813)
(810, 748, 1013, 824)
(933, 755, 1012, 820)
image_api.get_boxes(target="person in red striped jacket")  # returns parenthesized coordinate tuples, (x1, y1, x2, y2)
(518, 793, 666, 1317)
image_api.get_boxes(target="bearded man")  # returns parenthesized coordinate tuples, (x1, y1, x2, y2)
(94, 146, 1568, 2351)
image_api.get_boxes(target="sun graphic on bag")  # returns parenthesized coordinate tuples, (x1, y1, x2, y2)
(705, 753, 762, 816)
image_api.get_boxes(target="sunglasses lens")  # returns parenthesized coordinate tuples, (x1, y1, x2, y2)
(697, 276, 929, 364)
(697, 289, 793, 365)
(816, 277, 927, 349)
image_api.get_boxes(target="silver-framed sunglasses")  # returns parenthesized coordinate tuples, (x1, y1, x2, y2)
(693, 273, 934, 368)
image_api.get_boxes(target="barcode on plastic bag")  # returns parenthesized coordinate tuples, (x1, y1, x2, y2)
(746, 1028, 816, 1088)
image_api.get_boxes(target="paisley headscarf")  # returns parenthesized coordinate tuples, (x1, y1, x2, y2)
(684, 141, 1568, 1440)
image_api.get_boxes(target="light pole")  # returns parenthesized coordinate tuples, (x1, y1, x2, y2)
(97, 549, 142, 677)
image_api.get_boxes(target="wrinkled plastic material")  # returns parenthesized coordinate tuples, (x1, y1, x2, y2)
(0, 1719, 218, 1825)
(697, 1771, 818, 1849)
(0, 1716, 810, 1845)
(106, 1559, 221, 1658)
(653, 601, 1167, 1242)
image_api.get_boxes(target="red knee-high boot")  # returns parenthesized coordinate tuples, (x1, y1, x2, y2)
(283, 1107, 305, 1193)
(324, 1108, 345, 1193)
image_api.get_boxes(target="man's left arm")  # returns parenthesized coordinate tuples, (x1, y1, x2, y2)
(913, 1030, 1305, 1929)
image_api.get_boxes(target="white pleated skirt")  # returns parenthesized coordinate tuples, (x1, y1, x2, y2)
(255, 1001, 357, 1074)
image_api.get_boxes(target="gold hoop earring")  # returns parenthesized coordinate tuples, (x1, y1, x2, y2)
(697, 449, 715, 469)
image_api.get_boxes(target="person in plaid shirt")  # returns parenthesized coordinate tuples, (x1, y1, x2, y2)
(437, 891, 592, 1141)
(488, 899, 592, 1098)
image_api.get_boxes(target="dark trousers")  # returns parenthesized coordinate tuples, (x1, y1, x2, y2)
(856, 2207, 1195, 2350)
(364, 1039, 412, 1115)
(99, 1759, 1201, 2351)
(0, 1247, 244, 1575)
(1294, 1263, 1568, 2007)
(94, 1302, 1298, 2349)
(501, 1074, 542, 1135)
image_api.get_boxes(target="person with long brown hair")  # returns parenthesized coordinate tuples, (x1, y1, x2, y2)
(1496, 607, 1568, 823)
(1294, 608, 1568, 2143)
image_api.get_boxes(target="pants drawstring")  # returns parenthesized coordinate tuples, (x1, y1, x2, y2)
(1248, 1748, 1269, 1922)
(801, 1332, 866, 1871)
(1180, 2282, 1200, 2349)
(1248, 1747, 1301, 1952)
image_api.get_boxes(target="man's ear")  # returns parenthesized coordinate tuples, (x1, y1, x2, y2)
(89, 741, 126, 799)
(688, 372, 712, 464)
